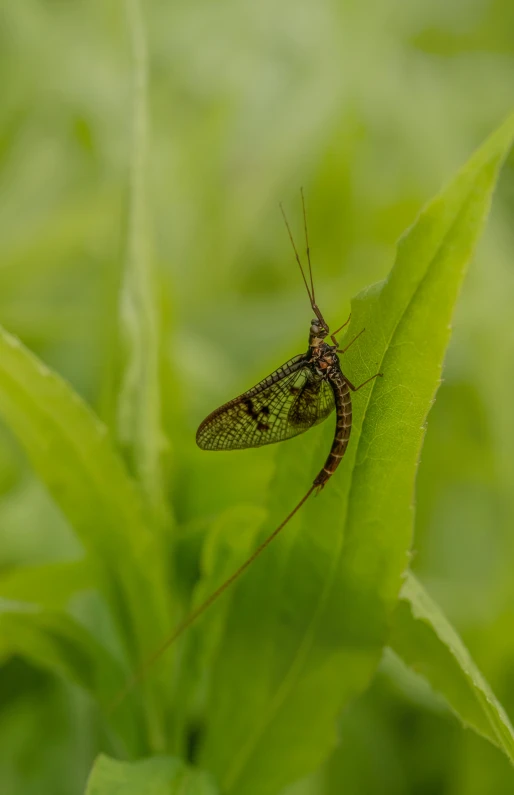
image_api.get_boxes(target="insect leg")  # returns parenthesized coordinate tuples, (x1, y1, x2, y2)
(344, 372, 383, 391)
(330, 313, 351, 346)
(336, 327, 366, 354)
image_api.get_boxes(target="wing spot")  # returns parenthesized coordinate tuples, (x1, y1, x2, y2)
(243, 398, 259, 420)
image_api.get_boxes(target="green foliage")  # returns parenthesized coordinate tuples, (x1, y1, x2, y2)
(0, 326, 171, 667)
(196, 115, 514, 795)
(0, 608, 139, 752)
(390, 571, 514, 762)
(1, 2, 514, 795)
(0, 560, 92, 609)
(85, 754, 216, 795)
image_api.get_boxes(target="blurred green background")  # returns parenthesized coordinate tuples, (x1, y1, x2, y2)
(1, 1, 514, 793)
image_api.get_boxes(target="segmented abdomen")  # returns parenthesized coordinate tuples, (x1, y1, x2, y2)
(313, 375, 352, 488)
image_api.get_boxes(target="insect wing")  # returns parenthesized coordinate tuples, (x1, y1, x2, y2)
(196, 355, 335, 451)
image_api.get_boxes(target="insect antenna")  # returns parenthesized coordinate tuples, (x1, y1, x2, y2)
(300, 187, 316, 303)
(280, 194, 329, 333)
(279, 201, 313, 306)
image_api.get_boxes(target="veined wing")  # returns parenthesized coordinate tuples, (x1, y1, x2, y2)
(196, 354, 335, 451)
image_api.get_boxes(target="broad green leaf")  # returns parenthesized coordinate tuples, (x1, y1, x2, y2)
(0, 559, 93, 609)
(0, 609, 139, 753)
(389, 570, 514, 764)
(85, 754, 217, 795)
(0, 325, 172, 748)
(117, 0, 169, 524)
(0, 327, 170, 646)
(201, 114, 514, 794)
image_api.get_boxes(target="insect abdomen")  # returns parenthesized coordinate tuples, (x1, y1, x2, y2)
(313, 376, 352, 488)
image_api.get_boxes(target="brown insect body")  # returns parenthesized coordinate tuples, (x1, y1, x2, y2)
(307, 339, 352, 488)
(196, 314, 359, 490)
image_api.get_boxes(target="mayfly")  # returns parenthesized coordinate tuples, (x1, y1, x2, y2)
(113, 192, 381, 706)
(197, 191, 382, 485)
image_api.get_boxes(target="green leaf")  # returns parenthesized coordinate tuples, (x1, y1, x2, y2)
(0, 327, 170, 652)
(117, 0, 169, 524)
(85, 754, 217, 795)
(0, 559, 93, 609)
(193, 505, 266, 646)
(0, 324, 172, 750)
(389, 570, 514, 764)
(171, 505, 265, 753)
(200, 114, 514, 794)
(0, 609, 139, 753)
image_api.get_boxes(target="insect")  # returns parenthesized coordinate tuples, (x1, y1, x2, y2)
(197, 194, 381, 489)
(112, 193, 382, 708)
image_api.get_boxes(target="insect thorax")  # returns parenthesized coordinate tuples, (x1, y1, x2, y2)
(309, 341, 340, 378)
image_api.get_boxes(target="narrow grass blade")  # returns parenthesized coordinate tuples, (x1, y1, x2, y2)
(117, 0, 169, 525)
